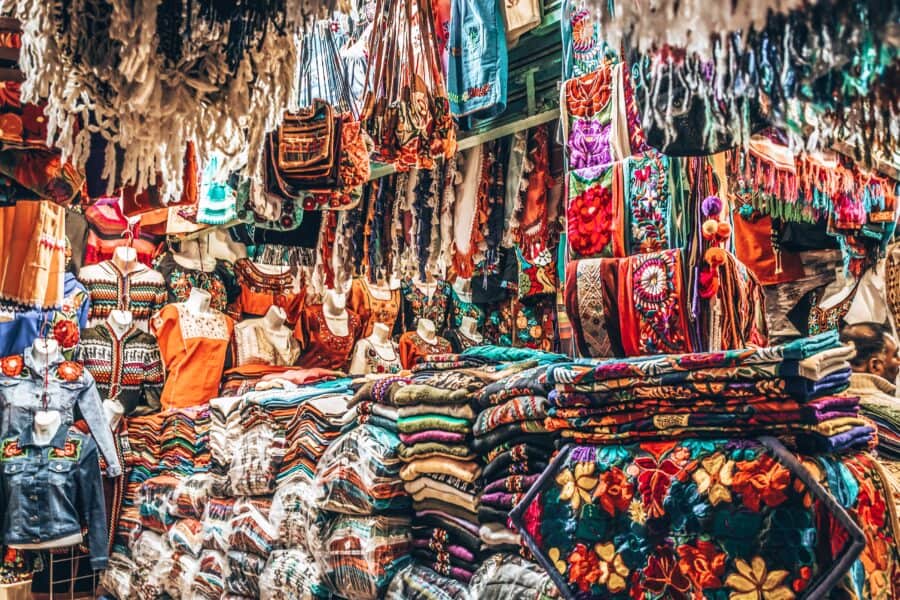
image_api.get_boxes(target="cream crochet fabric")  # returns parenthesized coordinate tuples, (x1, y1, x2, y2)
(4, 0, 300, 199)
(593, 0, 806, 57)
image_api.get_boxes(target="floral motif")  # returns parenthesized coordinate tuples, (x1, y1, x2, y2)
(731, 455, 791, 512)
(556, 462, 598, 511)
(593, 467, 633, 516)
(548, 547, 566, 574)
(56, 361, 83, 382)
(49, 439, 82, 461)
(567, 175, 615, 258)
(677, 540, 726, 589)
(724, 557, 795, 600)
(594, 542, 629, 592)
(1, 440, 23, 459)
(567, 543, 601, 593)
(693, 453, 735, 505)
(0, 355, 23, 378)
(642, 547, 692, 600)
(52, 320, 80, 349)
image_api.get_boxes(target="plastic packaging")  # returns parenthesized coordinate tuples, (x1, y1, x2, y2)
(313, 424, 409, 515)
(169, 473, 213, 519)
(259, 549, 331, 600)
(228, 498, 278, 557)
(228, 418, 286, 496)
(167, 517, 205, 558)
(270, 480, 325, 553)
(319, 514, 412, 600)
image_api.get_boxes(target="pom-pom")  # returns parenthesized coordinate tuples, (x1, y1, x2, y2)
(701, 195, 723, 217)
(705, 247, 727, 268)
(716, 221, 732, 239)
(701, 219, 719, 240)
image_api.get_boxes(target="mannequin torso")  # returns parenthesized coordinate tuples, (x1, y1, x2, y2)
(107, 310, 133, 338)
(185, 288, 213, 314)
(416, 318, 438, 345)
(112, 246, 139, 274)
(458, 316, 483, 344)
(349, 322, 401, 375)
(323, 289, 350, 337)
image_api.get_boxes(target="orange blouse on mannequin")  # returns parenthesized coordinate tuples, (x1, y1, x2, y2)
(151, 303, 234, 408)
(398, 331, 452, 369)
(347, 277, 401, 337)
(293, 304, 362, 371)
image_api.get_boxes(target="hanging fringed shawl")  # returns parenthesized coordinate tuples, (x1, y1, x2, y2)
(452, 144, 486, 278)
(7, 0, 299, 198)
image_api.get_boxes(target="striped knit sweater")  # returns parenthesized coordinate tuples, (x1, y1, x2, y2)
(78, 261, 166, 331)
(78, 322, 164, 415)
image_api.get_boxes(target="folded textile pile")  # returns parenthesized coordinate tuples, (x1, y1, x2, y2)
(390, 368, 493, 583)
(259, 549, 331, 600)
(544, 332, 873, 450)
(320, 515, 411, 600)
(159, 406, 211, 475)
(311, 386, 411, 598)
(473, 365, 558, 555)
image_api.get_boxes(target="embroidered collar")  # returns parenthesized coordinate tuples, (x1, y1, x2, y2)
(18, 422, 69, 449)
(104, 259, 148, 279)
(236, 258, 295, 292)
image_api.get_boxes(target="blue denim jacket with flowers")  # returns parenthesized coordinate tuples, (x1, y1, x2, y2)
(0, 426, 108, 570)
(0, 351, 121, 477)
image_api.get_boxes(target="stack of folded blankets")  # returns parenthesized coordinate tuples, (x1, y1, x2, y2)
(158, 406, 211, 475)
(473, 365, 557, 554)
(544, 331, 874, 451)
(392, 366, 492, 584)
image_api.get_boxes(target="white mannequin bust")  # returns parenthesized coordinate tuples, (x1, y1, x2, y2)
(349, 322, 400, 375)
(209, 228, 248, 263)
(32, 408, 62, 446)
(172, 238, 217, 272)
(112, 245, 139, 273)
(416, 318, 438, 344)
(184, 288, 212, 314)
(323, 289, 349, 337)
(107, 309, 133, 338)
(103, 399, 124, 432)
(819, 268, 856, 310)
(458, 316, 483, 344)
(453, 277, 473, 301)
(31, 337, 61, 367)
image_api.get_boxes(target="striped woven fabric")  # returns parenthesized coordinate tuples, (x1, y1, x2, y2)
(79, 261, 166, 331)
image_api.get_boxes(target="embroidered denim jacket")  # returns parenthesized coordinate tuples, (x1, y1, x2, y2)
(0, 426, 109, 570)
(0, 352, 121, 477)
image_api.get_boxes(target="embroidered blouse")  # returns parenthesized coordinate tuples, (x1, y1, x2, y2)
(151, 303, 234, 409)
(448, 285, 485, 329)
(398, 331, 453, 370)
(154, 253, 239, 313)
(347, 278, 401, 337)
(401, 278, 452, 332)
(444, 329, 482, 353)
(350, 338, 403, 375)
(227, 259, 305, 326)
(79, 261, 167, 332)
(78, 322, 164, 416)
(231, 321, 301, 368)
(293, 305, 362, 371)
(807, 282, 860, 336)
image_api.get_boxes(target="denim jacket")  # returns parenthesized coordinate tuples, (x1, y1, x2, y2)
(0, 426, 109, 570)
(0, 351, 121, 477)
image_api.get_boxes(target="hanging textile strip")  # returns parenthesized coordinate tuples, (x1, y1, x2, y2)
(623, 151, 672, 255)
(566, 162, 623, 259)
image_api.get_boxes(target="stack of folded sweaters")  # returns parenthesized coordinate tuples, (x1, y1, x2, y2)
(393, 368, 488, 583)
(473, 365, 558, 554)
(543, 332, 873, 451)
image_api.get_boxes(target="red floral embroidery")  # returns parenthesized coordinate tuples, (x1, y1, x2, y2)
(56, 361, 83, 382)
(52, 320, 80, 349)
(676, 540, 727, 589)
(567, 183, 614, 257)
(50, 440, 80, 460)
(641, 547, 692, 600)
(2, 440, 23, 459)
(1, 355, 23, 377)
(731, 455, 791, 512)
(629, 449, 686, 518)
(567, 543, 602, 593)
(593, 467, 634, 516)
